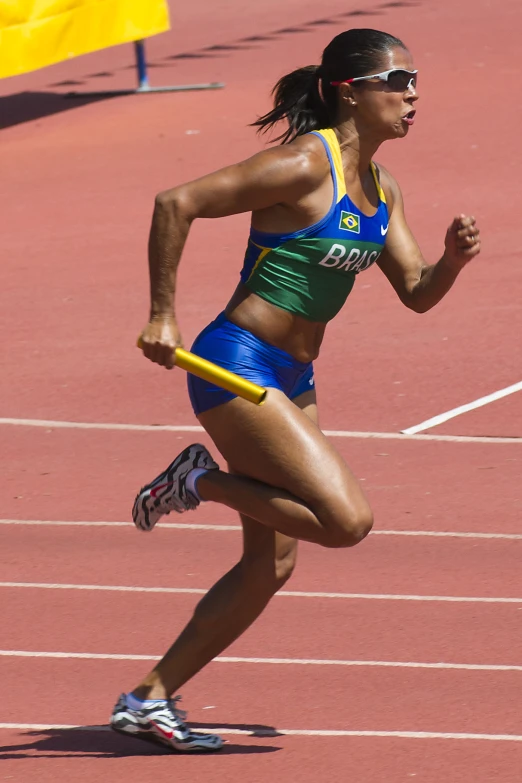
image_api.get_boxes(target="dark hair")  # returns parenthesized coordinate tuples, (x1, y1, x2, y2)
(252, 29, 407, 143)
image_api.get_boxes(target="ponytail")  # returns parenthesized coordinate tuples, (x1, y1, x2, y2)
(252, 29, 408, 144)
(251, 65, 332, 144)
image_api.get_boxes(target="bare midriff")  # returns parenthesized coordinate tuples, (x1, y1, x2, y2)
(225, 283, 326, 363)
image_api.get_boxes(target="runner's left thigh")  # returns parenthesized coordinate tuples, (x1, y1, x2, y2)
(199, 388, 372, 541)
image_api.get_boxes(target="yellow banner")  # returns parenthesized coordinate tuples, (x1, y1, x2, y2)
(0, 0, 170, 79)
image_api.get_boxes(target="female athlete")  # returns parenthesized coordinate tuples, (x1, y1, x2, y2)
(110, 28, 481, 751)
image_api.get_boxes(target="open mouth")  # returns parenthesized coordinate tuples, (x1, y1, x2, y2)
(402, 110, 416, 125)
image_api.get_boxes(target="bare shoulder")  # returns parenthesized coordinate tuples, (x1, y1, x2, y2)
(157, 132, 333, 220)
(288, 132, 332, 167)
(254, 133, 331, 189)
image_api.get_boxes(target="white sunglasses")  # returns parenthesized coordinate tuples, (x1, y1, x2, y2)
(331, 68, 418, 92)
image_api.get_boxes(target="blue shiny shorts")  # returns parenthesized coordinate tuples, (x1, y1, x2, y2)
(187, 313, 315, 415)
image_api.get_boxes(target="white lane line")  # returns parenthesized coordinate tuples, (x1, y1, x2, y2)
(0, 519, 239, 531)
(1, 518, 522, 540)
(1, 722, 521, 742)
(0, 418, 204, 432)
(371, 530, 522, 541)
(402, 381, 522, 435)
(0, 416, 520, 443)
(1, 581, 521, 604)
(1, 649, 521, 672)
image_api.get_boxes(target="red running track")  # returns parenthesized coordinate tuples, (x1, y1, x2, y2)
(3, 524, 522, 598)
(3, 584, 522, 664)
(1, 0, 522, 780)
(3, 428, 521, 533)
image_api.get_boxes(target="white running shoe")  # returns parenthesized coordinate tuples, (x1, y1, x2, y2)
(132, 443, 219, 531)
(110, 693, 223, 752)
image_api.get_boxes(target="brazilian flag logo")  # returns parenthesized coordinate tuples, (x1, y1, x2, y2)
(339, 211, 360, 233)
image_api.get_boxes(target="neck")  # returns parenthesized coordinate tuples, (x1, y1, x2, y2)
(334, 121, 382, 176)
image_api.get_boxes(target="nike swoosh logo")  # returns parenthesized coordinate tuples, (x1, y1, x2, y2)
(150, 482, 172, 498)
(150, 722, 174, 739)
(381, 224, 389, 236)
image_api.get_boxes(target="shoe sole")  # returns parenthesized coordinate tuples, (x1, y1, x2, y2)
(110, 723, 223, 753)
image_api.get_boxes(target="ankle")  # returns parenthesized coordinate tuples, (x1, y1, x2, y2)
(196, 469, 224, 502)
(132, 683, 168, 701)
(185, 467, 211, 501)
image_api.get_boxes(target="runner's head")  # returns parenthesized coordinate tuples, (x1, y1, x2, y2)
(252, 29, 417, 143)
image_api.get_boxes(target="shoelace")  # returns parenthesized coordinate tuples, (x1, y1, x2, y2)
(166, 695, 188, 725)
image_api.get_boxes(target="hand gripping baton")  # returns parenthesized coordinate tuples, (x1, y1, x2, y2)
(137, 338, 267, 405)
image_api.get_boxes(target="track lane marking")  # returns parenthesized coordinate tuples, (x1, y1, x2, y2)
(1, 722, 521, 741)
(402, 381, 522, 435)
(1, 649, 521, 671)
(0, 417, 520, 443)
(1, 518, 521, 539)
(1, 581, 521, 604)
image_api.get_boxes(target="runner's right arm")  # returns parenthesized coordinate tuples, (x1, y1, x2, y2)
(140, 145, 326, 368)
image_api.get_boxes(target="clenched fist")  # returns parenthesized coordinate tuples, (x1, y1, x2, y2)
(138, 316, 183, 369)
(444, 214, 481, 269)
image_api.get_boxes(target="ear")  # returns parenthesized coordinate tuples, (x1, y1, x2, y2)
(338, 83, 357, 108)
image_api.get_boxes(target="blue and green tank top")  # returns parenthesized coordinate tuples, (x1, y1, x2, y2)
(239, 128, 389, 322)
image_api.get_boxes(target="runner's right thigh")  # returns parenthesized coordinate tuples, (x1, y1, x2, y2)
(198, 389, 373, 547)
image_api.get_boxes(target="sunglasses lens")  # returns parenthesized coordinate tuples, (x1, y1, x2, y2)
(388, 70, 417, 91)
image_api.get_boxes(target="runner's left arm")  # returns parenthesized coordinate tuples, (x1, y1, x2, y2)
(376, 167, 481, 313)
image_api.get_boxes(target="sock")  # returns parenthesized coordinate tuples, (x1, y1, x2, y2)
(126, 693, 166, 711)
(185, 467, 209, 501)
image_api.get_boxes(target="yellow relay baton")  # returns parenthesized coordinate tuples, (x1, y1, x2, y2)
(137, 337, 267, 406)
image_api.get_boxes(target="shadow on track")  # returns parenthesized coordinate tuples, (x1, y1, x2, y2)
(0, 723, 283, 757)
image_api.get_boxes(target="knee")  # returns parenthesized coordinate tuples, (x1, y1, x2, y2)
(323, 505, 374, 548)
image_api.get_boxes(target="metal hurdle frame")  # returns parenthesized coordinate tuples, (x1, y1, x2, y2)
(66, 39, 224, 97)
